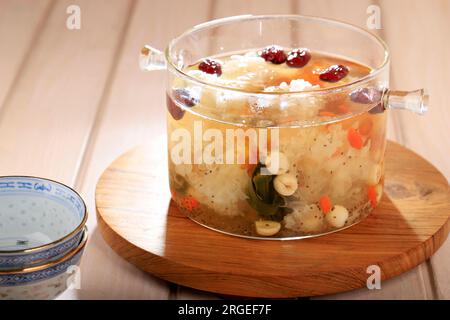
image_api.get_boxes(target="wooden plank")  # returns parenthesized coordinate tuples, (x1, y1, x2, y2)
(0, 0, 131, 184)
(292, 0, 435, 300)
(376, 0, 450, 300)
(377, 0, 450, 180)
(294, 0, 374, 27)
(0, 0, 145, 299)
(65, 0, 212, 300)
(211, 0, 293, 17)
(0, 0, 52, 109)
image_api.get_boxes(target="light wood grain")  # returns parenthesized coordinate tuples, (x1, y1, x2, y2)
(211, 0, 293, 17)
(0, 0, 448, 300)
(376, 0, 450, 300)
(0, 0, 130, 184)
(96, 141, 450, 298)
(68, 0, 212, 300)
(0, 0, 156, 299)
(0, 0, 52, 109)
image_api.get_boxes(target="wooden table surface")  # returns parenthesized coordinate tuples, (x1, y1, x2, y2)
(1, 0, 448, 300)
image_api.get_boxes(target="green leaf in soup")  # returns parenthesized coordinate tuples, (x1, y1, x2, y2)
(246, 165, 287, 219)
(247, 181, 280, 217)
(252, 174, 275, 202)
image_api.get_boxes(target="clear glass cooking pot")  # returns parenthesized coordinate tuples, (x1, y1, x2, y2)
(140, 15, 428, 239)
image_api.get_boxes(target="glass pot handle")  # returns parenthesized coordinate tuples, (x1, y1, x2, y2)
(140, 45, 166, 71)
(383, 88, 429, 115)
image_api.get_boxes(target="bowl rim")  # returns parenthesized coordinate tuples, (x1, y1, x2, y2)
(165, 14, 390, 96)
(0, 175, 88, 254)
(0, 226, 88, 274)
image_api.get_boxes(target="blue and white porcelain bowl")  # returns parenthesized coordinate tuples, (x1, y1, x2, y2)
(0, 227, 87, 300)
(0, 176, 87, 270)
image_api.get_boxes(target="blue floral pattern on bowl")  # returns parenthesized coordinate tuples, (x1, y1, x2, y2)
(0, 176, 87, 270)
(0, 230, 83, 270)
(0, 228, 87, 299)
(0, 245, 84, 286)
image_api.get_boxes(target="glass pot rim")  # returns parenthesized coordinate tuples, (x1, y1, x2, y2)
(164, 14, 390, 96)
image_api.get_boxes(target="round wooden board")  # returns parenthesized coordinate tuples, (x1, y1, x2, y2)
(96, 140, 450, 298)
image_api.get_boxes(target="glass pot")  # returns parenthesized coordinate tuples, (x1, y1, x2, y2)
(140, 15, 428, 240)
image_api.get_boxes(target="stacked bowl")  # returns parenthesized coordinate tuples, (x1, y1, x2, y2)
(0, 176, 88, 299)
